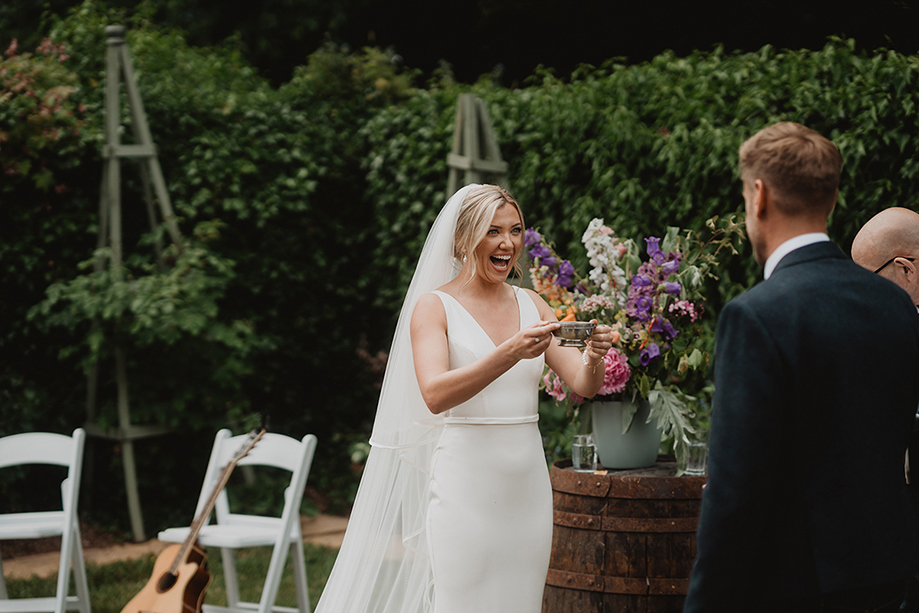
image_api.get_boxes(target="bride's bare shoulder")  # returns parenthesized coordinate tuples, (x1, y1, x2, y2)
(412, 291, 448, 322)
(520, 287, 556, 319)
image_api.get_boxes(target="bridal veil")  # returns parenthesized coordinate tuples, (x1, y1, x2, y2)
(314, 184, 480, 612)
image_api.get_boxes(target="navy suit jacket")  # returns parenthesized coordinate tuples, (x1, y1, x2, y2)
(684, 242, 919, 611)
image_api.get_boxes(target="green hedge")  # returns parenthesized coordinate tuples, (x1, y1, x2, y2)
(363, 40, 919, 331)
(3, 0, 918, 532)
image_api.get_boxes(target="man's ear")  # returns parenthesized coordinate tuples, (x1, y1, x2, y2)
(898, 257, 917, 280)
(752, 178, 767, 220)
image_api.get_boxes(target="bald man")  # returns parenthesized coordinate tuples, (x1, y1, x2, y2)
(852, 207, 919, 307)
(853, 207, 919, 612)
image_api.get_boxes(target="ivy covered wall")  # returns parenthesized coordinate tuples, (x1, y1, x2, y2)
(2, 0, 917, 531)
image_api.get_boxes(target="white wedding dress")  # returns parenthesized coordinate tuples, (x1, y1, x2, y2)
(314, 184, 550, 613)
(426, 289, 552, 612)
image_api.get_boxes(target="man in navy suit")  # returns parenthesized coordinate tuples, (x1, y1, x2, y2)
(684, 123, 919, 612)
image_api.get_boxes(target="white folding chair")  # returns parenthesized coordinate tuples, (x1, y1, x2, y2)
(158, 430, 318, 613)
(0, 429, 91, 613)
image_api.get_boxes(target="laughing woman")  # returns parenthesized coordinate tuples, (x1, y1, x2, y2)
(314, 184, 612, 613)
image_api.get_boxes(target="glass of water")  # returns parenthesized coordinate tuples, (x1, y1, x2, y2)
(571, 434, 597, 472)
(683, 439, 708, 476)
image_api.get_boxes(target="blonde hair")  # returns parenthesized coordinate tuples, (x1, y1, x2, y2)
(454, 185, 525, 282)
(739, 122, 842, 216)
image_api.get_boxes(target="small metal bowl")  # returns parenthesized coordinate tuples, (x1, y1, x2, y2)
(552, 321, 596, 347)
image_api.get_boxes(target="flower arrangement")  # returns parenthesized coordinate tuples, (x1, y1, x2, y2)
(527, 216, 744, 466)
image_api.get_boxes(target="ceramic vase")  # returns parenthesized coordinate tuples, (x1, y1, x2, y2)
(590, 399, 662, 469)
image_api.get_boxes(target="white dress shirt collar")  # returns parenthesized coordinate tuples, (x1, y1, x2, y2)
(763, 233, 830, 280)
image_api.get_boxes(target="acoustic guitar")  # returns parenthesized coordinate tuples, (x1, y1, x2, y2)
(121, 429, 266, 613)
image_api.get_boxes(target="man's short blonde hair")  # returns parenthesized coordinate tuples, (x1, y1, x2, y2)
(739, 122, 842, 216)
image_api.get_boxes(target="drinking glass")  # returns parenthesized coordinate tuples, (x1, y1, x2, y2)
(571, 434, 597, 472)
(683, 440, 708, 476)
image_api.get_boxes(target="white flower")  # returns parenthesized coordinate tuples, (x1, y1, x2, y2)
(581, 218, 628, 309)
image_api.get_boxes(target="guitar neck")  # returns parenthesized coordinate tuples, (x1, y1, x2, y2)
(168, 430, 264, 576)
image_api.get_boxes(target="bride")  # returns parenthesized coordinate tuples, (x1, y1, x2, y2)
(315, 184, 612, 612)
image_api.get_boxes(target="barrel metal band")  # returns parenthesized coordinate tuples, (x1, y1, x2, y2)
(553, 510, 698, 533)
(546, 568, 690, 595)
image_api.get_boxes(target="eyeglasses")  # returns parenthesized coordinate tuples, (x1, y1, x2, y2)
(874, 256, 915, 274)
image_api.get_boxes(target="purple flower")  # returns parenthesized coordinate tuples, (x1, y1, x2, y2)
(634, 296, 652, 321)
(528, 244, 551, 261)
(556, 260, 575, 287)
(640, 342, 661, 366)
(645, 236, 661, 257)
(661, 259, 680, 276)
(541, 255, 557, 269)
(661, 281, 682, 295)
(652, 317, 679, 340)
(663, 321, 678, 340)
(632, 274, 652, 287)
(525, 228, 542, 248)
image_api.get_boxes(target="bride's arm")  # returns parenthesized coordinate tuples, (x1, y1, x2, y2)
(524, 289, 612, 398)
(410, 293, 558, 415)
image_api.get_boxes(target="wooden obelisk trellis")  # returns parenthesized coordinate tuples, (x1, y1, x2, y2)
(446, 93, 508, 196)
(84, 25, 181, 542)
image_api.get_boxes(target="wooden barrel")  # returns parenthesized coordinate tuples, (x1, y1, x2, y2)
(543, 459, 705, 612)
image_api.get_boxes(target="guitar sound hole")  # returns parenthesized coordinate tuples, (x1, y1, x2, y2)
(156, 572, 178, 593)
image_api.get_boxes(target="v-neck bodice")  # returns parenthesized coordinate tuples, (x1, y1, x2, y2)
(434, 289, 525, 347)
(431, 289, 544, 420)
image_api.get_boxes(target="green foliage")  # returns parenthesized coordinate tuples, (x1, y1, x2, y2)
(1, 1, 385, 528)
(647, 386, 696, 474)
(360, 84, 459, 320)
(538, 399, 579, 467)
(0, 27, 104, 446)
(34, 223, 240, 345)
(284, 41, 417, 107)
(0, 39, 86, 191)
(4, 1, 919, 529)
(361, 38, 919, 334)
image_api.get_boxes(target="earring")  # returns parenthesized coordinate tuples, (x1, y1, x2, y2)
(463, 254, 467, 263)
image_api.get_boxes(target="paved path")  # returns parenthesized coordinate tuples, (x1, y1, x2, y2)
(3, 514, 348, 580)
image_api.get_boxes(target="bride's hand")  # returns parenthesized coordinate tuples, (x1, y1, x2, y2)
(510, 321, 560, 360)
(583, 321, 613, 365)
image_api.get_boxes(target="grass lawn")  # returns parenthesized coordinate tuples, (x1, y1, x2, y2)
(5, 543, 339, 613)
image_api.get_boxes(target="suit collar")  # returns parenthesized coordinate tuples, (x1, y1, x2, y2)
(771, 241, 845, 276)
(763, 233, 830, 279)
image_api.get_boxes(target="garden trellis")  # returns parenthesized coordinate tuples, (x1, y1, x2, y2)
(84, 24, 180, 542)
(446, 93, 508, 196)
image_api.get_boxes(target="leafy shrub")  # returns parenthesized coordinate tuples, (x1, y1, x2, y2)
(361, 38, 919, 347)
(4, 0, 919, 531)
(0, 32, 101, 442)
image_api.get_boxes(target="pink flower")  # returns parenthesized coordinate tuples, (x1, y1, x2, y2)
(543, 369, 568, 401)
(668, 299, 700, 322)
(542, 369, 585, 405)
(598, 348, 631, 395)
